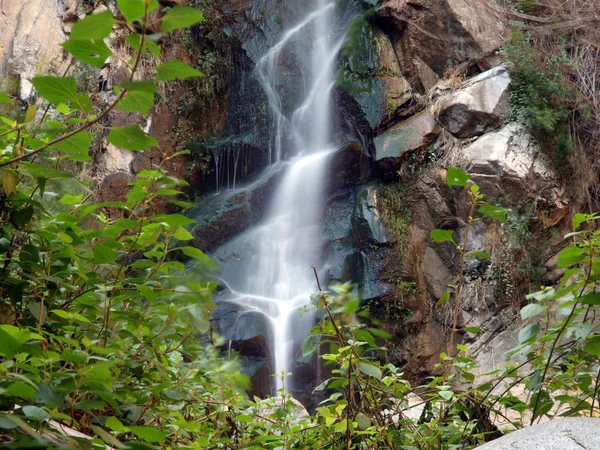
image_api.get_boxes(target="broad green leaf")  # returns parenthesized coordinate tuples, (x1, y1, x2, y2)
(518, 323, 539, 344)
(12, 206, 34, 228)
(173, 227, 193, 241)
(463, 327, 482, 333)
(302, 335, 318, 357)
(107, 125, 157, 151)
(53, 132, 93, 161)
(51, 310, 91, 324)
(1, 382, 35, 401)
(22, 405, 50, 423)
(438, 390, 454, 401)
(470, 251, 490, 260)
(126, 34, 161, 58)
(0, 92, 13, 104)
(161, 6, 203, 32)
(20, 244, 40, 264)
(436, 291, 451, 307)
(94, 243, 119, 264)
(21, 162, 71, 179)
(0, 326, 44, 359)
(357, 362, 382, 380)
(70, 10, 115, 40)
(520, 303, 547, 320)
(557, 246, 586, 268)
(1, 170, 18, 196)
(446, 167, 470, 187)
(579, 293, 600, 305)
(106, 416, 129, 432)
(584, 342, 600, 356)
(355, 412, 371, 430)
(117, 0, 158, 23)
(129, 426, 167, 443)
(62, 38, 113, 68)
(156, 61, 204, 81)
(116, 81, 156, 114)
(430, 229, 454, 243)
(30, 76, 78, 106)
(572, 213, 588, 230)
(56, 103, 71, 114)
(60, 193, 83, 205)
(479, 203, 506, 223)
(155, 213, 195, 227)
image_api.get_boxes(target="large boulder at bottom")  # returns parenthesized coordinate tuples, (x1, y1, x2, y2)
(474, 418, 600, 450)
(436, 66, 510, 138)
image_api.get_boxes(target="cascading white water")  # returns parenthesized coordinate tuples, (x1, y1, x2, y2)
(215, 0, 346, 394)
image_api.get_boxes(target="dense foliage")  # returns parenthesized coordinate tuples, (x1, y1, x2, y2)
(1, 1, 600, 449)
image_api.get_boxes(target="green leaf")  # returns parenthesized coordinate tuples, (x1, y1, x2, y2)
(30, 76, 78, 106)
(161, 6, 203, 32)
(0, 92, 13, 104)
(479, 203, 506, 223)
(302, 336, 318, 357)
(520, 303, 547, 320)
(94, 243, 119, 264)
(0, 326, 43, 359)
(518, 323, 539, 344)
(126, 34, 161, 58)
(436, 292, 451, 307)
(62, 38, 113, 68)
(572, 213, 588, 230)
(357, 362, 382, 380)
(430, 229, 455, 243)
(12, 206, 34, 228)
(173, 227, 193, 241)
(355, 412, 371, 430)
(117, 81, 156, 114)
(584, 342, 600, 357)
(51, 310, 91, 324)
(156, 61, 204, 81)
(70, 10, 115, 40)
(108, 125, 157, 151)
(20, 244, 40, 263)
(21, 162, 71, 179)
(438, 390, 454, 401)
(470, 251, 490, 260)
(129, 426, 167, 443)
(22, 405, 50, 423)
(557, 246, 586, 268)
(53, 132, 93, 161)
(60, 193, 83, 205)
(117, 0, 158, 23)
(1, 382, 35, 401)
(446, 167, 470, 187)
(106, 416, 129, 432)
(579, 293, 600, 305)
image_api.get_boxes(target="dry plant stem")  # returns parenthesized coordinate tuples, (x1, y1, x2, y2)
(447, 193, 477, 358)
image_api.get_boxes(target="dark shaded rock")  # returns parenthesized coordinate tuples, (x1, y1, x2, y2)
(97, 172, 135, 203)
(327, 141, 372, 192)
(130, 152, 153, 174)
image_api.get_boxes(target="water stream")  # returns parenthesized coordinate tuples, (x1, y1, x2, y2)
(213, 0, 350, 394)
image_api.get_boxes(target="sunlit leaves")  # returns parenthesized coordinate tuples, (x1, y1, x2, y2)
(30, 76, 78, 106)
(156, 61, 204, 81)
(430, 229, 455, 243)
(161, 6, 203, 32)
(70, 10, 115, 40)
(107, 125, 158, 151)
(52, 132, 93, 161)
(62, 38, 112, 68)
(117, 0, 158, 23)
(0, 92, 13, 104)
(557, 246, 586, 268)
(116, 81, 156, 114)
(446, 167, 470, 187)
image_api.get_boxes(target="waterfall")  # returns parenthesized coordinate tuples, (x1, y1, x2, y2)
(213, 0, 349, 395)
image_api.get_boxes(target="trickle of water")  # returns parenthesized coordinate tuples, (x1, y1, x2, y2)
(215, 0, 350, 395)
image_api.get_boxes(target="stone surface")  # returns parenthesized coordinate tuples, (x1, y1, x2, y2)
(462, 123, 565, 209)
(97, 172, 135, 203)
(474, 418, 600, 450)
(0, 0, 75, 96)
(436, 66, 510, 138)
(375, 111, 441, 162)
(376, 0, 506, 76)
(104, 144, 134, 174)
